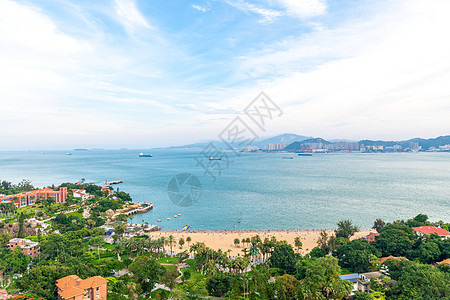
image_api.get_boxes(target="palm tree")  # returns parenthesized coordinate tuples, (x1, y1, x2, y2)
(167, 235, 175, 255)
(234, 238, 240, 247)
(249, 240, 259, 265)
(294, 237, 303, 253)
(112, 243, 124, 261)
(186, 236, 192, 248)
(128, 214, 134, 225)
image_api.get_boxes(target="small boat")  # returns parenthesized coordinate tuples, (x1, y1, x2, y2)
(282, 156, 293, 159)
(237, 219, 241, 223)
(139, 153, 153, 157)
(66, 153, 72, 156)
(174, 215, 178, 218)
(178, 214, 181, 216)
(209, 157, 221, 160)
(167, 218, 171, 220)
(157, 219, 162, 222)
(298, 153, 313, 156)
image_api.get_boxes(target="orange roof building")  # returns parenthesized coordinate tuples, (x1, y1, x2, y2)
(363, 232, 380, 242)
(56, 275, 107, 300)
(379, 256, 408, 263)
(438, 258, 450, 265)
(0, 187, 67, 208)
(412, 226, 450, 238)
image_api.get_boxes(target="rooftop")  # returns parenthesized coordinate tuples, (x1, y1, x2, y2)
(57, 275, 108, 297)
(9, 238, 39, 249)
(379, 256, 408, 263)
(412, 226, 450, 236)
(340, 273, 359, 283)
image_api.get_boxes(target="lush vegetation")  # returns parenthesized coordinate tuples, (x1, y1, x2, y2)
(1, 182, 449, 300)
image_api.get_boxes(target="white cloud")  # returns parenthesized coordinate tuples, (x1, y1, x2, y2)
(224, 0, 283, 23)
(114, 0, 152, 34)
(277, 0, 327, 18)
(214, 0, 450, 141)
(192, 4, 209, 13)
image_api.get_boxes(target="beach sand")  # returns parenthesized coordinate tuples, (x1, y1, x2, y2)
(147, 229, 373, 256)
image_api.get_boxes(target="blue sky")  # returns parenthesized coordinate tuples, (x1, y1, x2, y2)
(1, 0, 450, 149)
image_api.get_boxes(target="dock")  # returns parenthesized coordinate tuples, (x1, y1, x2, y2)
(112, 202, 153, 219)
(105, 180, 123, 185)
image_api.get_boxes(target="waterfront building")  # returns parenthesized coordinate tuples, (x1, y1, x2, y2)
(267, 143, 286, 151)
(8, 238, 39, 258)
(0, 187, 67, 208)
(409, 142, 420, 151)
(363, 232, 379, 242)
(57, 275, 107, 300)
(412, 226, 450, 239)
(72, 189, 90, 201)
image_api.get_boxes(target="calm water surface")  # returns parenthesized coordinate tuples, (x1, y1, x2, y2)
(0, 150, 449, 230)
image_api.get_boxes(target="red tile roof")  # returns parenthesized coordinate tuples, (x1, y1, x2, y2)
(379, 256, 408, 263)
(412, 226, 450, 236)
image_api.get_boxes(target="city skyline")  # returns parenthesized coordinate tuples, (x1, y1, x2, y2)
(1, 0, 450, 150)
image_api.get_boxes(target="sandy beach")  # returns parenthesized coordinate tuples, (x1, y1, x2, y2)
(147, 229, 373, 256)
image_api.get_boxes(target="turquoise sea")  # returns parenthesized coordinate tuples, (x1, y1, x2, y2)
(0, 149, 449, 230)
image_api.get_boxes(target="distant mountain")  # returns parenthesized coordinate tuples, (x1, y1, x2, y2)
(169, 134, 450, 151)
(360, 135, 450, 149)
(252, 133, 312, 148)
(284, 138, 330, 151)
(170, 133, 311, 149)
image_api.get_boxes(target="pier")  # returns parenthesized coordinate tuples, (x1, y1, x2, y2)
(112, 202, 153, 219)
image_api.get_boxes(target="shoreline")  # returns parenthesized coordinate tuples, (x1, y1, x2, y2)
(147, 229, 373, 256)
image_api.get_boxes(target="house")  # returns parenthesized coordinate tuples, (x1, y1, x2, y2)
(412, 226, 450, 239)
(56, 275, 107, 300)
(72, 189, 90, 201)
(8, 238, 39, 258)
(363, 232, 380, 242)
(101, 186, 113, 195)
(340, 273, 359, 295)
(379, 256, 408, 263)
(357, 271, 384, 292)
(0, 187, 67, 208)
(438, 258, 450, 266)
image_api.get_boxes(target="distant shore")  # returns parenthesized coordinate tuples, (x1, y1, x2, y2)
(147, 229, 372, 256)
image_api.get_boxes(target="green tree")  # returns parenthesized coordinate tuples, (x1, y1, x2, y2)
(334, 239, 381, 273)
(0, 232, 12, 247)
(234, 238, 240, 247)
(206, 273, 233, 297)
(129, 256, 165, 294)
(89, 236, 104, 259)
(268, 243, 297, 274)
(17, 212, 25, 238)
(15, 265, 69, 300)
(375, 229, 412, 257)
(179, 237, 185, 249)
(294, 237, 303, 253)
(336, 219, 359, 239)
(372, 218, 385, 233)
(300, 256, 353, 299)
(275, 274, 298, 300)
(417, 241, 441, 264)
(387, 260, 450, 299)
